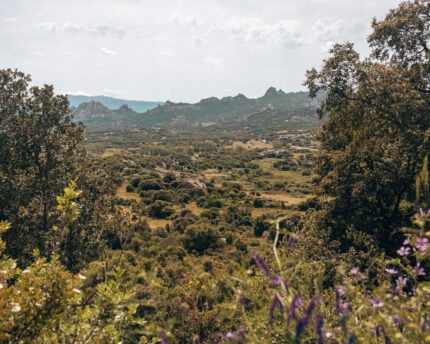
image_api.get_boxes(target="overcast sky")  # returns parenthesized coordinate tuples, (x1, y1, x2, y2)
(1, 0, 402, 102)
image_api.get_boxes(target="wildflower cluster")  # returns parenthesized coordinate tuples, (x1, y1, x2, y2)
(235, 209, 430, 343)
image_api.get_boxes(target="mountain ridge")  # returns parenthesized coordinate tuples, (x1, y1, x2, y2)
(72, 88, 322, 131)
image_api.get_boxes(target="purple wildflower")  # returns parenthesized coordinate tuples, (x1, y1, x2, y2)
(350, 267, 359, 275)
(397, 246, 410, 256)
(305, 296, 320, 318)
(336, 286, 345, 296)
(387, 315, 401, 327)
(287, 296, 304, 324)
(271, 275, 282, 286)
(415, 237, 428, 251)
(225, 328, 247, 342)
(403, 237, 410, 246)
(315, 313, 324, 344)
(370, 297, 384, 308)
(269, 293, 284, 322)
(414, 263, 426, 276)
(385, 268, 398, 275)
(253, 254, 270, 277)
(158, 328, 169, 344)
(296, 296, 320, 339)
(396, 276, 407, 286)
(416, 208, 430, 217)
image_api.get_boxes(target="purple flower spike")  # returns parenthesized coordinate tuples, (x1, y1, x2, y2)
(295, 297, 320, 341)
(269, 293, 284, 322)
(315, 313, 324, 344)
(397, 246, 410, 256)
(287, 296, 303, 324)
(253, 253, 270, 277)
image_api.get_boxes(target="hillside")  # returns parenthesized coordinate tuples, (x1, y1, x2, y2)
(72, 88, 322, 131)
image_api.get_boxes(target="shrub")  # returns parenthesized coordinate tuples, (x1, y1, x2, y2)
(182, 221, 221, 254)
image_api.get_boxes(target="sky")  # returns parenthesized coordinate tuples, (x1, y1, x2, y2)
(1, 0, 402, 103)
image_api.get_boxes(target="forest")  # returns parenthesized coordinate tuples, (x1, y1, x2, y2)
(0, 0, 429, 343)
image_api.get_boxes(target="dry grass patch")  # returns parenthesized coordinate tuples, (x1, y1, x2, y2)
(251, 208, 289, 218)
(259, 193, 311, 205)
(230, 140, 273, 150)
(101, 148, 124, 158)
(147, 218, 171, 229)
(200, 169, 228, 180)
(116, 182, 140, 201)
(183, 202, 204, 216)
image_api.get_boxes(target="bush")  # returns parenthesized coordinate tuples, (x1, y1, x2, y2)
(182, 221, 221, 254)
(149, 201, 175, 219)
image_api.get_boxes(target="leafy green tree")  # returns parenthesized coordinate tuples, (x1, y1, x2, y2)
(0, 69, 116, 271)
(0, 69, 85, 264)
(305, 0, 430, 250)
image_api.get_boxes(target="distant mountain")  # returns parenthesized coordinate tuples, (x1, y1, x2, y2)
(139, 88, 321, 127)
(72, 88, 322, 131)
(67, 95, 163, 113)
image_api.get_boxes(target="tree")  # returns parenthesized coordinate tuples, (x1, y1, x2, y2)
(0, 69, 115, 270)
(304, 0, 430, 250)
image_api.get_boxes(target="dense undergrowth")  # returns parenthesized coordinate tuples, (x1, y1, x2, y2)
(1, 0, 430, 342)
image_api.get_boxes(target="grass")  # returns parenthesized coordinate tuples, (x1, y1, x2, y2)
(183, 202, 204, 216)
(101, 148, 124, 158)
(259, 193, 311, 204)
(116, 181, 141, 201)
(147, 218, 171, 229)
(230, 139, 273, 150)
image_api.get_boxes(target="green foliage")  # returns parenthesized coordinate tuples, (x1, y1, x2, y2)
(304, 0, 430, 250)
(182, 221, 221, 254)
(149, 200, 175, 219)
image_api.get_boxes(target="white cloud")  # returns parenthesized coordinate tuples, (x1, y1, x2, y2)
(63, 51, 81, 58)
(100, 46, 117, 56)
(63, 90, 93, 96)
(2, 0, 402, 102)
(217, 16, 302, 47)
(161, 51, 175, 57)
(171, 13, 203, 27)
(37, 21, 127, 37)
(31, 51, 46, 57)
(204, 57, 224, 70)
(37, 22, 58, 32)
(4, 17, 17, 24)
(320, 40, 336, 53)
(89, 24, 127, 37)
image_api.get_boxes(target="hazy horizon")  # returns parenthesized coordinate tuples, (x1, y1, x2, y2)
(1, 0, 402, 102)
